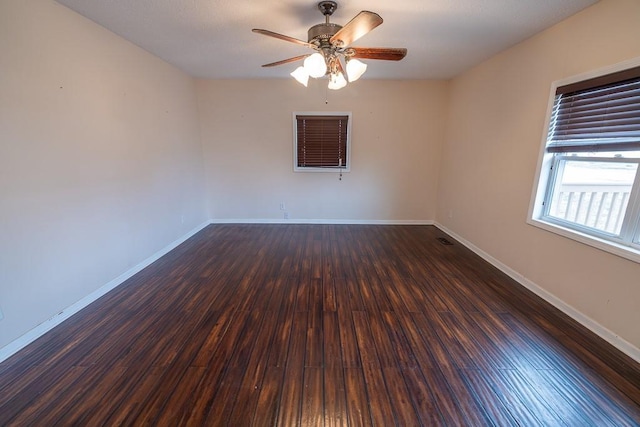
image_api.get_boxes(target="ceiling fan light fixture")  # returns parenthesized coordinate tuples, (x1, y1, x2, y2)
(304, 52, 327, 78)
(328, 71, 347, 90)
(291, 66, 309, 86)
(254, 2, 407, 91)
(346, 58, 367, 82)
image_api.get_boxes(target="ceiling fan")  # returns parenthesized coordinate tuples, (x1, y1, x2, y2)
(252, 1, 407, 90)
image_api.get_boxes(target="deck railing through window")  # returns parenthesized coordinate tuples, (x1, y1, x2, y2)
(549, 183, 632, 235)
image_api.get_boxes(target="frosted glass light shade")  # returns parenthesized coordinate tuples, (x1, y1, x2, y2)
(304, 53, 327, 78)
(290, 66, 309, 87)
(346, 58, 367, 82)
(328, 72, 347, 90)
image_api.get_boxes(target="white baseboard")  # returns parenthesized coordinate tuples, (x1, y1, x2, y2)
(0, 221, 210, 363)
(435, 222, 640, 364)
(209, 218, 435, 225)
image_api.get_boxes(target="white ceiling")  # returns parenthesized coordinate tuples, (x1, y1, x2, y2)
(55, 0, 598, 80)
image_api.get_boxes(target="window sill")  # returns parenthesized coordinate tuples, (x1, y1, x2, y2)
(294, 167, 350, 173)
(527, 217, 640, 265)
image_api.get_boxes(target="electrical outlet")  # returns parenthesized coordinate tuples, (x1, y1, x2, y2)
(280, 202, 286, 210)
(284, 212, 289, 219)
(181, 215, 185, 224)
(0, 307, 4, 321)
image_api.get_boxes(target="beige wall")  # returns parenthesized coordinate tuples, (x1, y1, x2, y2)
(197, 79, 447, 222)
(0, 0, 206, 348)
(437, 0, 640, 350)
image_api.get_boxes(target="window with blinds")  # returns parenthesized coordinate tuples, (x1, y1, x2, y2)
(546, 66, 640, 153)
(294, 113, 351, 171)
(530, 61, 640, 263)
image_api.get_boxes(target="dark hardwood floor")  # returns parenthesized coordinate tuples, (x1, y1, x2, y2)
(1, 224, 639, 426)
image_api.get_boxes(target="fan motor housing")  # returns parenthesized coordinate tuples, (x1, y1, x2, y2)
(308, 23, 342, 44)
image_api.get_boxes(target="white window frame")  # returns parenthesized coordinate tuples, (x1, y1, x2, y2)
(528, 57, 640, 264)
(293, 111, 352, 173)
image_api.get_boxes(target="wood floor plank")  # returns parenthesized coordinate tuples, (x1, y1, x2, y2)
(79, 365, 161, 425)
(360, 362, 396, 425)
(0, 224, 638, 426)
(495, 368, 567, 426)
(380, 311, 417, 369)
(438, 366, 494, 426)
(336, 309, 361, 369)
(267, 277, 299, 368)
(153, 366, 208, 425)
(401, 366, 446, 426)
(324, 365, 348, 427)
(343, 367, 373, 427)
(202, 366, 245, 425)
(0, 365, 87, 425)
(323, 312, 342, 368)
(419, 367, 470, 425)
(461, 369, 519, 426)
(323, 275, 337, 312)
(536, 368, 625, 425)
(365, 310, 397, 368)
(276, 310, 307, 426)
(396, 311, 439, 368)
(382, 367, 422, 425)
(351, 311, 396, 425)
(188, 307, 235, 368)
(183, 309, 256, 425)
(423, 310, 479, 369)
(227, 310, 280, 425)
(252, 367, 285, 426)
(306, 308, 323, 368)
(301, 367, 324, 427)
(104, 366, 166, 425)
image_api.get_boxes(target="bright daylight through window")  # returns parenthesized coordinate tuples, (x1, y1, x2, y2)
(530, 62, 640, 261)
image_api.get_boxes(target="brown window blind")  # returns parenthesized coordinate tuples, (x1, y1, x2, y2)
(296, 115, 349, 168)
(546, 66, 640, 153)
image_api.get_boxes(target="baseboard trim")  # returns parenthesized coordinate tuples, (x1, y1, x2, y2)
(435, 222, 640, 364)
(209, 218, 435, 225)
(0, 221, 210, 363)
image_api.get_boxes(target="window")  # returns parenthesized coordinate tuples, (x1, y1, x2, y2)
(293, 112, 351, 172)
(530, 61, 640, 262)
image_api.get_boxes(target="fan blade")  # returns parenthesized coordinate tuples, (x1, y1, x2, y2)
(252, 29, 315, 48)
(330, 11, 383, 47)
(261, 54, 310, 68)
(350, 47, 407, 61)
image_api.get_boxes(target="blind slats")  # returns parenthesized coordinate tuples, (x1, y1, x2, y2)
(559, 80, 640, 103)
(296, 115, 348, 168)
(553, 122, 640, 135)
(554, 93, 640, 115)
(547, 141, 640, 153)
(555, 107, 639, 125)
(546, 69, 640, 153)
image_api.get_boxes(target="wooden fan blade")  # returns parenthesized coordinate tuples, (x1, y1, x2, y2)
(261, 54, 310, 68)
(252, 29, 315, 48)
(350, 47, 407, 61)
(330, 11, 383, 47)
